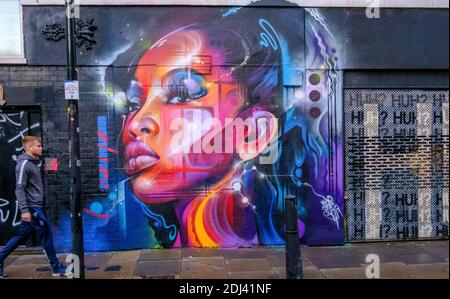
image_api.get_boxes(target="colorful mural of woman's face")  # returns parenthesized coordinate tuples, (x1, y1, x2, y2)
(112, 11, 344, 249)
(48, 7, 345, 251)
(122, 29, 269, 204)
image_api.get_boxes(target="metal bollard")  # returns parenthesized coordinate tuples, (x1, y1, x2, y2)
(285, 194, 304, 279)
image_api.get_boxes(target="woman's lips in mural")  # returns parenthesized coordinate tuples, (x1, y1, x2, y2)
(125, 141, 160, 175)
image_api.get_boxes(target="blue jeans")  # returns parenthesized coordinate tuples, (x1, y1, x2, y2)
(0, 208, 60, 270)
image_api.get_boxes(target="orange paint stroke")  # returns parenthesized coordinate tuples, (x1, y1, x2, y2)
(98, 130, 108, 143)
(193, 171, 235, 247)
(98, 144, 119, 154)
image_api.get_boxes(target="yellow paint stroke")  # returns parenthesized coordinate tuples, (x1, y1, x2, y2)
(194, 171, 235, 247)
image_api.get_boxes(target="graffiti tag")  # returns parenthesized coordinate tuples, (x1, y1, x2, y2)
(303, 183, 343, 229)
(0, 198, 21, 227)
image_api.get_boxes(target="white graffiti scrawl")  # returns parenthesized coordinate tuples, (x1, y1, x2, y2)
(0, 198, 21, 227)
(303, 183, 343, 229)
(0, 112, 41, 152)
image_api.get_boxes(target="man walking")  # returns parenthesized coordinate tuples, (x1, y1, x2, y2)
(0, 136, 69, 279)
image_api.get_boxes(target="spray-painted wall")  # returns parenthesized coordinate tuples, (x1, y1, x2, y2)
(0, 3, 448, 251)
(0, 108, 42, 244)
(83, 6, 344, 249)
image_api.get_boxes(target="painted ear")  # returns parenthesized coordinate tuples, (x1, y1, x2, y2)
(237, 110, 278, 162)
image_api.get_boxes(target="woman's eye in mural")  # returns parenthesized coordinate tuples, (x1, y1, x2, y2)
(163, 69, 209, 104)
(126, 80, 144, 112)
(128, 98, 142, 112)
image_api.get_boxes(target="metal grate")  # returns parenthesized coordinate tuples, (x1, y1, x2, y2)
(344, 89, 449, 241)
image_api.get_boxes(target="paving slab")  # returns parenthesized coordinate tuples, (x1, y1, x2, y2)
(336, 245, 433, 265)
(181, 271, 230, 279)
(301, 257, 315, 268)
(379, 262, 415, 279)
(135, 260, 181, 277)
(419, 245, 449, 261)
(84, 253, 113, 267)
(239, 247, 285, 256)
(273, 267, 286, 279)
(321, 267, 367, 279)
(225, 259, 272, 272)
(85, 268, 111, 279)
(11, 254, 50, 266)
(84, 265, 136, 279)
(305, 252, 365, 269)
(182, 248, 223, 258)
(266, 254, 285, 268)
(409, 263, 449, 279)
(181, 257, 229, 279)
(182, 256, 226, 268)
(3, 256, 18, 267)
(140, 249, 181, 261)
(274, 266, 326, 279)
(397, 253, 446, 265)
(229, 270, 279, 279)
(223, 249, 267, 260)
(108, 250, 142, 264)
(3, 265, 43, 279)
(266, 254, 315, 268)
(303, 266, 327, 279)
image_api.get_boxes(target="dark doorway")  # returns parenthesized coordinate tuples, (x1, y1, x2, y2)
(0, 106, 42, 246)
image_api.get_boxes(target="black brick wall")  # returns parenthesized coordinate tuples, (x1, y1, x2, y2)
(0, 65, 115, 250)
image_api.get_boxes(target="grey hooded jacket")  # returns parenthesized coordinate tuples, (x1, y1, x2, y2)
(15, 153, 44, 214)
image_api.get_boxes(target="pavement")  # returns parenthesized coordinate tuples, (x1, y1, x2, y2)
(1, 240, 448, 279)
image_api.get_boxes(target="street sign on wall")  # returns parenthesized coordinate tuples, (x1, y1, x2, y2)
(64, 80, 79, 100)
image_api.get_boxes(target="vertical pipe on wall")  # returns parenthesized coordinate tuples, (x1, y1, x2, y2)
(65, 0, 85, 279)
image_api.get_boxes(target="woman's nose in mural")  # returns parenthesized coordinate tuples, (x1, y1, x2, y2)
(128, 115, 160, 141)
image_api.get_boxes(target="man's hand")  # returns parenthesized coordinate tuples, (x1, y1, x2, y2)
(21, 212, 32, 222)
